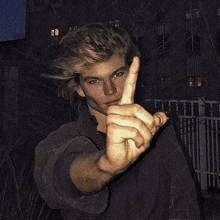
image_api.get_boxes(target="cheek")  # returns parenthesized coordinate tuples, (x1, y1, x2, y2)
(84, 89, 100, 102)
(115, 77, 127, 91)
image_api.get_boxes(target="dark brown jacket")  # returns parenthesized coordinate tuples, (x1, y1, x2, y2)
(34, 101, 201, 219)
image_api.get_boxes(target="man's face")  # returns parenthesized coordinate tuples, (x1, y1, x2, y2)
(76, 54, 128, 115)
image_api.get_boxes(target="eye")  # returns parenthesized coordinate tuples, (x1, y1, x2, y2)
(88, 79, 99, 84)
(113, 71, 125, 78)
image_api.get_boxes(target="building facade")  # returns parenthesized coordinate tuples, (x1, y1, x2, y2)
(25, 0, 220, 100)
(1, 0, 220, 137)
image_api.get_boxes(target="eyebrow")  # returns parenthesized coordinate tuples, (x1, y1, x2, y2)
(81, 66, 128, 81)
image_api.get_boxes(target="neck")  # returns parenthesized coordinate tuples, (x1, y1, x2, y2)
(88, 106, 107, 133)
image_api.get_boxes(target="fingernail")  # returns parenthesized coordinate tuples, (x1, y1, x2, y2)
(156, 114, 163, 125)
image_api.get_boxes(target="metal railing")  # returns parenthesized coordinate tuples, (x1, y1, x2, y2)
(145, 97, 220, 190)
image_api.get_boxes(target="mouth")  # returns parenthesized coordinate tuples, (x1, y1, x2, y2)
(105, 99, 120, 106)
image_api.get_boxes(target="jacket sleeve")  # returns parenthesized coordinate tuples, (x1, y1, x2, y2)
(34, 125, 109, 214)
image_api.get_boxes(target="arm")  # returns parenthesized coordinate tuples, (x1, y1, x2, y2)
(70, 150, 115, 194)
(70, 109, 167, 194)
(70, 57, 168, 194)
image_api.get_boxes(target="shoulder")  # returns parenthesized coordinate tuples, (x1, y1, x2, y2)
(154, 121, 177, 145)
(49, 121, 79, 137)
(35, 121, 80, 154)
(151, 122, 186, 164)
(48, 121, 80, 140)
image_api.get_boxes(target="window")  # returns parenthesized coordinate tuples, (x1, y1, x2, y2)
(186, 31, 200, 56)
(217, 6, 220, 16)
(51, 28, 59, 37)
(109, 20, 120, 28)
(186, 57, 202, 87)
(188, 77, 194, 87)
(4, 66, 19, 127)
(186, 9, 200, 20)
(217, 29, 220, 56)
(161, 76, 172, 88)
(186, 57, 201, 76)
(187, 76, 202, 87)
(69, 26, 77, 32)
(157, 32, 170, 58)
(158, 23, 170, 35)
(156, 12, 171, 59)
(157, 59, 172, 85)
(51, 29, 60, 45)
(195, 77, 202, 87)
(115, 20, 120, 28)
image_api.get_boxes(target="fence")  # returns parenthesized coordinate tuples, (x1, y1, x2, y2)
(145, 97, 220, 190)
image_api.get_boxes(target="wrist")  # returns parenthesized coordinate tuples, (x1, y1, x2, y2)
(97, 152, 126, 176)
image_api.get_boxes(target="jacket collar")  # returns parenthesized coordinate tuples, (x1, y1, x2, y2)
(76, 98, 106, 150)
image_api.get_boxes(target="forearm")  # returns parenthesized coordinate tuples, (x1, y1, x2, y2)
(70, 150, 116, 194)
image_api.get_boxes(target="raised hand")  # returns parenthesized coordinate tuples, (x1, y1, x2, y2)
(101, 57, 168, 174)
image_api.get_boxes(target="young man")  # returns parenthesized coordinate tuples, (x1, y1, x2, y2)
(34, 23, 201, 219)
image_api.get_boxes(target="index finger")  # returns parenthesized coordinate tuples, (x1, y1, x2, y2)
(119, 56, 140, 105)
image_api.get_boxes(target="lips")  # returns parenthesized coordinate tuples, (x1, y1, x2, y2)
(105, 99, 120, 105)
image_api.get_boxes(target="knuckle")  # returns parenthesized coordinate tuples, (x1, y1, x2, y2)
(107, 114, 114, 124)
(147, 131, 153, 140)
(148, 120, 155, 128)
(132, 103, 140, 113)
(130, 127, 139, 138)
(107, 106, 116, 115)
(135, 119, 145, 130)
(107, 123, 116, 134)
(107, 106, 113, 115)
(106, 124, 111, 133)
(143, 133, 153, 146)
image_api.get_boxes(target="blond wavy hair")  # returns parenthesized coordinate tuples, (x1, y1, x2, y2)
(51, 23, 139, 101)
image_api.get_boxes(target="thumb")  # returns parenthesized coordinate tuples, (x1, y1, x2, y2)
(153, 112, 168, 127)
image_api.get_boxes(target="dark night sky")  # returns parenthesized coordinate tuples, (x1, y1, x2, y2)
(0, 0, 26, 42)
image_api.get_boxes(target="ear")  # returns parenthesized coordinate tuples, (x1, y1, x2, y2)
(75, 85, 86, 97)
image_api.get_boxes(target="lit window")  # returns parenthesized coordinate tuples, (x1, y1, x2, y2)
(187, 77, 202, 87)
(188, 77, 194, 87)
(195, 77, 202, 87)
(51, 29, 59, 37)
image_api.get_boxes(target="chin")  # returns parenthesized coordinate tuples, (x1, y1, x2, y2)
(98, 109, 108, 116)
(94, 105, 108, 115)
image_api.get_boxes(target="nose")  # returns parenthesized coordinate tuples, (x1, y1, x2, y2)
(103, 79, 116, 96)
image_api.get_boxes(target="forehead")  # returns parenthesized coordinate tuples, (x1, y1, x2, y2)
(81, 54, 126, 78)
